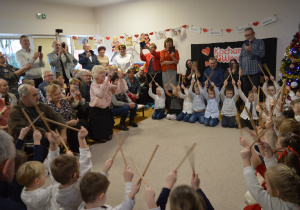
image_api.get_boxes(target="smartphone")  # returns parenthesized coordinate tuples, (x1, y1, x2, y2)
(169, 46, 175, 54)
(4, 94, 9, 105)
(61, 43, 66, 49)
(89, 50, 94, 56)
(65, 87, 70, 96)
(245, 40, 250, 46)
(38, 46, 42, 53)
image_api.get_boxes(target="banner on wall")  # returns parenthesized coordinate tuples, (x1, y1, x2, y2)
(171, 27, 182, 37)
(78, 37, 88, 45)
(190, 26, 201, 34)
(155, 31, 166, 40)
(191, 38, 277, 78)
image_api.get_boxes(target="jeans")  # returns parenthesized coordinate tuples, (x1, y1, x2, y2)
(189, 112, 205, 124)
(176, 112, 192, 122)
(222, 116, 236, 128)
(111, 106, 129, 116)
(204, 117, 219, 127)
(152, 108, 165, 119)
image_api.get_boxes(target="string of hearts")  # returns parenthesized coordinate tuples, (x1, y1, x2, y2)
(71, 15, 277, 40)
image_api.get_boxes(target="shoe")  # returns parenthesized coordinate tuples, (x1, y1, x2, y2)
(171, 114, 177, 120)
(129, 121, 138, 127)
(166, 114, 171, 120)
(120, 125, 129, 131)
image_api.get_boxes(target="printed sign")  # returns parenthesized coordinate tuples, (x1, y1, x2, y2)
(210, 29, 222, 36)
(262, 16, 277, 26)
(214, 46, 242, 63)
(237, 25, 249, 33)
(190, 26, 201, 34)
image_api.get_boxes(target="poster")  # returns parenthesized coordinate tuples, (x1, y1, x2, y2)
(94, 37, 104, 45)
(126, 36, 133, 47)
(155, 31, 166, 40)
(77, 37, 88, 45)
(171, 27, 182, 37)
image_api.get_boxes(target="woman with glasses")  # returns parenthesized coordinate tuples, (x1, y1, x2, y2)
(184, 59, 201, 87)
(224, 58, 239, 84)
(0, 52, 31, 98)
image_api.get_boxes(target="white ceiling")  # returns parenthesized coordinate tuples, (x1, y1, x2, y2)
(29, 0, 137, 8)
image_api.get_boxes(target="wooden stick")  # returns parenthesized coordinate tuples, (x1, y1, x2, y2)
(175, 143, 196, 171)
(208, 70, 214, 81)
(245, 107, 259, 136)
(236, 114, 243, 137)
(45, 118, 80, 132)
(186, 146, 195, 174)
(249, 128, 270, 148)
(247, 75, 254, 87)
(260, 86, 273, 101)
(258, 64, 267, 77)
(167, 76, 175, 85)
(257, 86, 260, 102)
(263, 63, 272, 76)
(182, 74, 184, 85)
(239, 71, 241, 81)
(55, 128, 69, 151)
(178, 74, 181, 85)
(130, 157, 146, 185)
(226, 73, 231, 81)
(33, 103, 51, 132)
(229, 70, 234, 81)
(114, 131, 127, 166)
(204, 73, 212, 83)
(28, 112, 43, 129)
(21, 108, 36, 130)
(269, 83, 285, 116)
(142, 144, 159, 177)
(112, 132, 129, 160)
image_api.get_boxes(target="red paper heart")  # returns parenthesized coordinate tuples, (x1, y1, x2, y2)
(203, 28, 208, 33)
(182, 25, 187, 28)
(89, 37, 93, 40)
(134, 34, 139, 38)
(226, 28, 231, 33)
(217, 57, 221, 62)
(165, 29, 170, 32)
(253, 21, 259, 26)
(72, 36, 77, 40)
(120, 36, 124, 39)
(201, 47, 210, 56)
(205, 61, 209, 67)
(149, 32, 154, 35)
(106, 37, 110, 40)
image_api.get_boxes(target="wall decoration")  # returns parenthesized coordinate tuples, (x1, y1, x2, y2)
(94, 37, 104, 45)
(111, 36, 121, 52)
(155, 31, 166, 40)
(126, 36, 133, 47)
(262, 16, 277, 26)
(171, 27, 182, 37)
(190, 26, 201, 34)
(210, 29, 222, 36)
(78, 37, 88, 45)
(237, 25, 249, 33)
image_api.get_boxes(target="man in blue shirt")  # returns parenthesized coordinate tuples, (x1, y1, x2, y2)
(202, 57, 224, 90)
(239, 27, 265, 96)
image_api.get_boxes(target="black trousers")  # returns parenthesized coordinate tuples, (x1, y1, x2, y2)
(242, 73, 260, 97)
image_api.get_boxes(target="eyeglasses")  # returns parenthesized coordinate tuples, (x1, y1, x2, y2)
(45, 75, 54, 77)
(244, 33, 253, 38)
(83, 75, 91, 77)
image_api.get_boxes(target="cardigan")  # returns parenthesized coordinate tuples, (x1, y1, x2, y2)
(160, 49, 179, 72)
(140, 51, 161, 73)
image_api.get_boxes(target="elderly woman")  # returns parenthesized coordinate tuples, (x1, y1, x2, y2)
(97, 46, 109, 70)
(46, 84, 86, 152)
(0, 52, 31, 98)
(114, 45, 133, 73)
(124, 68, 147, 104)
(89, 65, 127, 143)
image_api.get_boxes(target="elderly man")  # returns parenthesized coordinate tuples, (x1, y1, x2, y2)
(239, 27, 265, 96)
(8, 84, 66, 160)
(202, 57, 224, 89)
(47, 41, 73, 85)
(37, 70, 54, 98)
(16, 35, 45, 88)
(80, 69, 92, 102)
(79, 43, 99, 71)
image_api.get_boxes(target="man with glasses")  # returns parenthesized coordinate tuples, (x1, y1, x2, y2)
(80, 69, 92, 102)
(79, 43, 99, 71)
(239, 27, 265, 96)
(38, 70, 54, 98)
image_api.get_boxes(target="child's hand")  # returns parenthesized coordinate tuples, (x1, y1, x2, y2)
(270, 76, 275, 81)
(252, 85, 257, 93)
(204, 80, 208, 87)
(239, 136, 250, 148)
(78, 126, 88, 140)
(155, 82, 159, 87)
(123, 166, 134, 182)
(196, 80, 200, 86)
(232, 79, 236, 86)
(19, 126, 30, 140)
(264, 76, 269, 82)
(66, 150, 74, 156)
(149, 82, 152, 88)
(165, 83, 168, 89)
(145, 184, 157, 209)
(47, 131, 59, 145)
(103, 158, 113, 174)
(181, 84, 185, 90)
(176, 85, 180, 91)
(240, 147, 251, 160)
(128, 180, 141, 200)
(286, 85, 291, 92)
(191, 173, 200, 191)
(210, 82, 215, 88)
(191, 79, 195, 86)
(237, 80, 242, 88)
(257, 141, 273, 158)
(33, 130, 42, 145)
(223, 80, 228, 87)
(256, 105, 262, 113)
(265, 118, 273, 130)
(165, 170, 177, 190)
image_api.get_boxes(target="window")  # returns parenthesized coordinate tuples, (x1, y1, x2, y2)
(0, 39, 22, 67)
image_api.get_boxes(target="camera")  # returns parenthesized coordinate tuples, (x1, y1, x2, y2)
(61, 43, 66, 49)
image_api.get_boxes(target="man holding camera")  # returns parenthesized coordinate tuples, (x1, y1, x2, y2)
(239, 27, 265, 96)
(79, 43, 99, 71)
(47, 41, 73, 85)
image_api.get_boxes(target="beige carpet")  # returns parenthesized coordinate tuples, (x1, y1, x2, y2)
(89, 113, 251, 210)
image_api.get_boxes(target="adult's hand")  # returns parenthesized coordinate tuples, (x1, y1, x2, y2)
(129, 102, 135, 109)
(39, 53, 44, 60)
(67, 119, 79, 127)
(33, 52, 40, 60)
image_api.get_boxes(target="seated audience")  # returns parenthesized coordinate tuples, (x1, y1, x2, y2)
(79, 43, 99, 71)
(16, 35, 45, 88)
(80, 69, 92, 103)
(115, 44, 133, 73)
(8, 84, 66, 160)
(22, 79, 46, 103)
(38, 70, 54, 98)
(88, 65, 127, 143)
(55, 72, 67, 94)
(202, 57, 224, 90)
(110, 73, 138, 131)
(135, 65, 149, 103)
(125, 68, 147, 104)
(97, 46, 109, 70)
(0, 51, 31, 98)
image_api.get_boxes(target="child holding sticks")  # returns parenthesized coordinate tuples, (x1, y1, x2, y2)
(188, 79, 206, 124)
(220, 80, 239, 128)
(176, 83, 193, 122)
(262, 76, 280, 114)
(78, 167, 141, 210)
(237, 80, 258, 130)
(149, 82, 166, 120)
(50, 127, 113, 210)
(165, 83, 181, 120)
(16, 131, 60, 210)
(203, 80, 220, 127)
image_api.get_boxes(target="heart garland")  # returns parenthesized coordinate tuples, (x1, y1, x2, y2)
(119, 36, 124, 39)
(182, 25, 187, 28)
(203, 28, 208, 33)
(253, 21, 259, 26)
(134, 34, 139, 38)
(165, 29, 170, 32)
(89, 37, 93, 40)
(149, 32, 154, 35)
(226, 28, 232, 33)
(106, 37, 110, 40)
(72, 36, 77, 40)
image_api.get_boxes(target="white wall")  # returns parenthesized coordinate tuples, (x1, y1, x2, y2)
(0, 0, 96, 35)
(94, 0, 300, 74)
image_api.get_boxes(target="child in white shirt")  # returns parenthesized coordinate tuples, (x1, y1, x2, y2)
(176, 84, 193, 122)
(188, 80, 206, 124)
(78, 166, 141, 210)
(203, 81, 220, 127)
(149, 82, 166, 120)
(263, 76, 280, 114)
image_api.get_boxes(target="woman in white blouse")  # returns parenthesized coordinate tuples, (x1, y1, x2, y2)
(114, 45, 133, 73)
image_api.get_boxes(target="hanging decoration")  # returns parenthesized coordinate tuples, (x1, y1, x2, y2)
(165, 29, 170, 32)
(171, 27, 182, 37)
(155, 31, 166, 40)
(89, 37, 93, 40)
(149, 32, 154, 35)
(106, 36, 110, 40)
(111, 36, 121, 52)
(226, 29, 232, 33)
(72, 36, 77, 40)
(119, 36, 124, 39)
(203, 28, 208, 33)
(190, 26, 201, 34)
(126, 36, 133, 47)
(134, 34, 139, 38)
(253, 21, 259, 26)
(182, 25, 187, 28)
